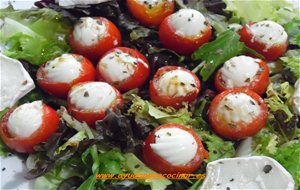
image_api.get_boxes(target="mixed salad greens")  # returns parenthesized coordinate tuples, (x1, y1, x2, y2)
(0, 0, 299, 189)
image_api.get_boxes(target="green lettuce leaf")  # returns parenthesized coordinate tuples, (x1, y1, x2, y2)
(124, 153, 172, 190)
(280, 50, 300, 79)
(34, 157, 87, 190)
(252, 126, 280, 156)
(223, 0, 299, 24)
(252, 127, 300, 189)
(284, 19, 300, 46)
(265, 82, 295, 121)
(128, 95, 197, 127)
(192, 30, 262, 81)
(97, 149, 125, 175)
(0, 138, 10, 157)
(265, 82, 298, 141)
(274, 140, 300, 188)
(198, 130, 235, 162)
(0, 6, 71, 65)
(54, 131, 87, 156)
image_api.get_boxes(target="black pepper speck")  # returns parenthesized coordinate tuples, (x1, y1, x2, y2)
(263, 165, 272, 174)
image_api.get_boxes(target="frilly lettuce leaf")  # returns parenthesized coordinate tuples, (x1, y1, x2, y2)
(252, 126, 280, 156)
(274, 140, 300, 188)
(280, 50, 300, 79)
(223, 0, 299, 24)
(265, 82, 295, 121)
(127, 95, 197, 127)
(195, 129, 235, 162)
(252, 127, 300, 189)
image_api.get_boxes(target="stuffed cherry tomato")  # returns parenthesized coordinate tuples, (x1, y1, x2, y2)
(239, 20, 288, 61)
(37, 53, 96, 98)
(67, 82, 123, 127)
(214, 55, 269, 95)
(143, 123, 208, 174)
(208, 89, 268, 140)
(127, 0, 175, 27)
(159, 9, 212, 55)
(97, 47, 150, 91)
(149, 66, 201, 108)
(69, 17, 121, 62)
(0, 101, 59, 153)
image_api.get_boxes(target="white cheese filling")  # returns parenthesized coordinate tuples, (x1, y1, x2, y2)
(98, 49, 148, 83)
(247, 20, 288, 51)
(73, 17, 107, 46)
(0, 53, 35, 111)
(150, 127, 198, 165)
(156, 69, 198, 97)
(200, 156, 295, 190)
(292, 78, 300, 115)
(7, 101, 43, 138)
(220, 56, 261, 88)
(216, 93, 261, 124)
(69, 82, 117, 111)
(169, 9, 208, 38)
(43, 54, 82, 83)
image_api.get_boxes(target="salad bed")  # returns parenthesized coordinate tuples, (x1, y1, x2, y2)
(0, 0, 299, 189)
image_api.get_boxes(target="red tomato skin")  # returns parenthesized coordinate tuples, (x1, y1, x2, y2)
(69, 17, 122, 62)
(208, 89, 268, 140)
(67, 82, 124, 128)
(239, 23, 288, 61)
(143, 123, 208, 174)
(37, 54, 96, 98)
(0, 104, 59, 153)
(149, 66, 201, 108)
(126, 0, 175, 27)
(159, 17, 212, 55)
(97, 47, 150, 92)
(214, 59, 270, 95)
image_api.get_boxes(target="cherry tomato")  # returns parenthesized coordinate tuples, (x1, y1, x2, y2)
(37, 54, 96, 98)
(159, 9, 212, 55)
(69, 17, 121, 62)
(143, 123, 208, 174)
(0, 102, 59, 153)
(239, 21, 288, 61)
(214, 56, 270, 95)
(127, 0, 175, 27)
(208, 89, 268, 140)
(149, 66, 201, 108)
(97, 47, 150, 92)
(67, 82, 123, 127)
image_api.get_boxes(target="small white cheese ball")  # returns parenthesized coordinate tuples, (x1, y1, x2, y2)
(150, 127, 198, 165)
(247, 20, 288, 51)
(156, 69, 198, 97)
(69, 82, 117, 111)
(220, 56, 261, 88)
(169, 9, 208, 38)
(43, 54, 82, 83)
(216, 93, 261, 124)
(73, 17, 107, 46)
(7, 101, 43, 138)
